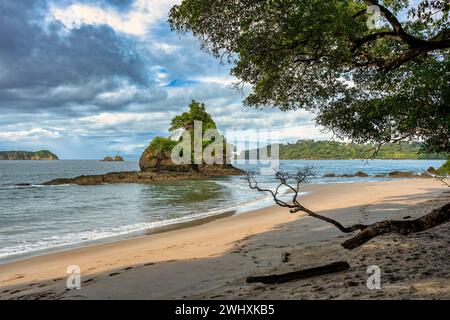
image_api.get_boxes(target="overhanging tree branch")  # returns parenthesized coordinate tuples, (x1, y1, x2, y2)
(246, 168, 450, 249)
(363, 0, 450, 49)
(350, 0, 450, 70)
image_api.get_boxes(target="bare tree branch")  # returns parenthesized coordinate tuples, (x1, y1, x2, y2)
(246, 167, 450, 250)
(244, 167, 367, 234)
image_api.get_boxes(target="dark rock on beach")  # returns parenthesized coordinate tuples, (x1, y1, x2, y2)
(323, 173, 336, 178)
(387, 171, 416, 178)
(324, 171, 368, 178)
(427, 167, 437, 174)
(355, 171, 369, 177)
(340, 174, 354, 178)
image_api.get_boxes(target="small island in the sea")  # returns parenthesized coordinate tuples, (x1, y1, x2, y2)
(0, 150, 59, 160)
(101, 155, 124, 161)
(44, 101, 243, 186)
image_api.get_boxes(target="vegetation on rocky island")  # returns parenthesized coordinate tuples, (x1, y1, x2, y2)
(0, 150, 58, 160)
(141, 100, 233, 172)
(148, 137, 178, 153)
(241, 140, 448, 160)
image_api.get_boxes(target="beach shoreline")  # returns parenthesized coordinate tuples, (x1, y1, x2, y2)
(1, 178, 449, 299)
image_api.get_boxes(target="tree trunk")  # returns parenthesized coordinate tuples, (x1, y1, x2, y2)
(342, 202, 450, 249)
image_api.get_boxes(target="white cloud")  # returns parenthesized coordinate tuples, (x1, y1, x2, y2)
(192, 75, 238, 86)
(0, 128, 61, 142)
(78, 111, 168, 129)
(48, 0, 180, 36)
(152, 42, 179, 54)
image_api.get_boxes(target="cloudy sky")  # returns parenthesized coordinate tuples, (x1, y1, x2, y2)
(0, 0, 329, 159)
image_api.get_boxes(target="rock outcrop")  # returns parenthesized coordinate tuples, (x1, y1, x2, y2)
(139, 147, 192, 173)
(427, 166, 437, 174)
(387, 171, 416, 178)
(0, 150, 58, 160)
(138, 145, 243, 175)
(323, 173, 336, 178)
(43, 171, 211, 186)
(43, 164, 244, 185)
(43, 101, 245, 185)
(355, 171, 369, 177)
(101, 156, 124, 161)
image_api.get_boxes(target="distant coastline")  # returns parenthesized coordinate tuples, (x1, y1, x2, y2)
(240, 140, 448, 160)
(0, 150, 58, 160)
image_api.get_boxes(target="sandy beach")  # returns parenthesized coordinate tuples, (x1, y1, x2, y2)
(0, 178, 449, 300)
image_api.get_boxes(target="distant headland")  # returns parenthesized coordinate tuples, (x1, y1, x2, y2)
(0, 150, 59, 160)
(240, 140, 448, 160)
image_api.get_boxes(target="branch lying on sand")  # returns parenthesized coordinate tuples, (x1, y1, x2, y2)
(247, 261, 350, 284)
(342, 202, 450, 249)
(245, 168, 450, 249)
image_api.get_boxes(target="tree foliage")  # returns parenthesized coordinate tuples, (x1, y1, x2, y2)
(438, 159, 450, 174)
(169, 0, 450, 152)
(170, 100, 217, 133)
(148, 136, 179, 153)
(149, 100, 232, 164)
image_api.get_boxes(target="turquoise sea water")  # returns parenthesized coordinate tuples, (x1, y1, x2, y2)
(0, 159, 445, 263)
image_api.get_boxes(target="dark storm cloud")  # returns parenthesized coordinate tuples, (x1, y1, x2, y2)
(0, 0, 327, 159)
(0, 0, 156, 114)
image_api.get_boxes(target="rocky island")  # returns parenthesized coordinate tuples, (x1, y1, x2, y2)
(44, 101, 244, 186)
(101, 156, 124, 161)
(0, 150, 58, 160)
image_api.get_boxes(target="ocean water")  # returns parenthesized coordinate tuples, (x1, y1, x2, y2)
(0, 159, 445, 263)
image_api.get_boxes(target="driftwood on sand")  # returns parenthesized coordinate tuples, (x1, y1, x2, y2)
(246, 261, 350, 284)
(245, 167, 450, 250)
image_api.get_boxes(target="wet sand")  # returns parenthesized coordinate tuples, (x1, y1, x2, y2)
(0, 179, 449, 299)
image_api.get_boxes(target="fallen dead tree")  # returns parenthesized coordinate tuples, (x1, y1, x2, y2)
(247, 261, 350, 284)
(245, 167, 450, 250)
